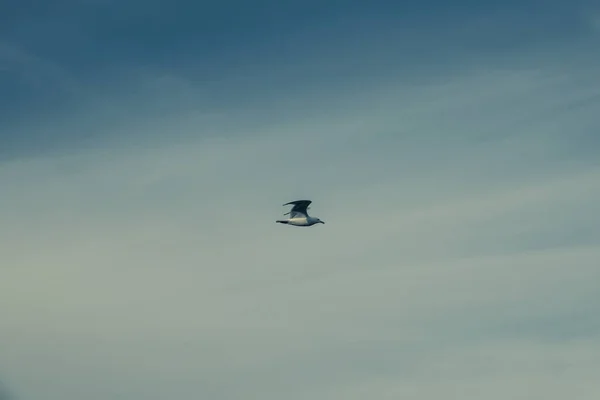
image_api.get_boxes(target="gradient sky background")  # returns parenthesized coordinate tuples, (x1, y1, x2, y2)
(1, 0, 600, 399)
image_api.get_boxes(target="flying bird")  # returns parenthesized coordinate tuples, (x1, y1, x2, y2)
(276, 200, 325, 227)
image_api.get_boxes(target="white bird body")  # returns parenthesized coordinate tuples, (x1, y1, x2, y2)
(276, 200, 324, 227)
(285, 216, 320, 226)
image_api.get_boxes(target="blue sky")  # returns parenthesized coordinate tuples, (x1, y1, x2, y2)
(2, 0, 599, 156)
(1, 1, 600, 399)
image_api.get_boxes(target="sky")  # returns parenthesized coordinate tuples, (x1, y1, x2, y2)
(1, 0, 600, 399)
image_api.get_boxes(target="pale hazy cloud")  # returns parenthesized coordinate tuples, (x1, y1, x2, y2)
(1, 2, 599, 399)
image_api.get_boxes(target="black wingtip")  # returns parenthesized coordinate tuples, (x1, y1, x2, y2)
(283, 199, 312, 206)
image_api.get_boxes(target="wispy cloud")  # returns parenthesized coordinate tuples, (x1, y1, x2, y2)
(1, 2, 600, 399)
(589, 12, 600, 32)
(0, 41, 79, 94)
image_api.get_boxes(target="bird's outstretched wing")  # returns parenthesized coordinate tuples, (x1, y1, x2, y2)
(283, 200, 312, 218)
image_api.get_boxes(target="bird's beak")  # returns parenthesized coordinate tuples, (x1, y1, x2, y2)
(320, 220, 325, 224)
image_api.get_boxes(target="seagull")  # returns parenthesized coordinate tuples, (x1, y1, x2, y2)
(276, 200, 325, 227)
